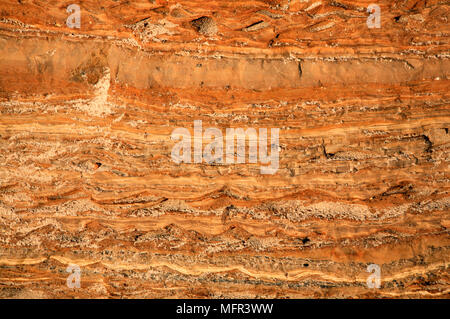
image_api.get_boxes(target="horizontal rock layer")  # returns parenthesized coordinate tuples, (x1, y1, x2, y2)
(0, 0, 449, 298)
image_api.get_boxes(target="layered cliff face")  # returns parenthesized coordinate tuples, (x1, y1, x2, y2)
(0, 0, 449, 298)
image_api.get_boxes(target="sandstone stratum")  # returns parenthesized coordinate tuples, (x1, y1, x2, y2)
(0, 0, 449, 298)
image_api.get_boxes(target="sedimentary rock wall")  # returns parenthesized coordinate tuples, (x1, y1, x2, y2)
(0, 0, 449, 298)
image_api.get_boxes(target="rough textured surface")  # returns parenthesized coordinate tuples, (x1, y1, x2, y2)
(0, 0, 449, 299)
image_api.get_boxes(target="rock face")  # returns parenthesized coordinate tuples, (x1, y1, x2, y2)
(0, 0, 449, 299)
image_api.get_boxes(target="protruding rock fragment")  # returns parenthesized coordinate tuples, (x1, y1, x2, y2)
(190, 16, 217, 36)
